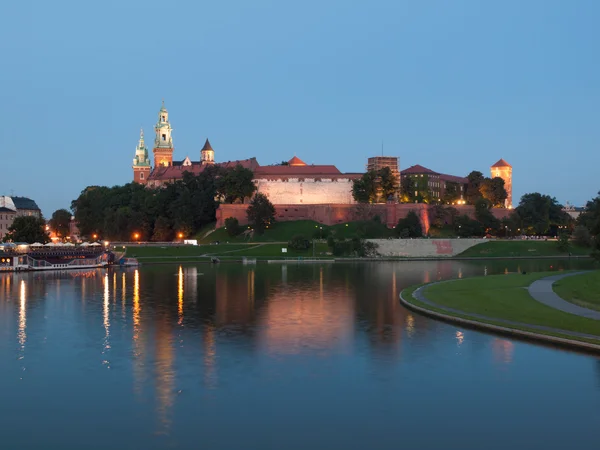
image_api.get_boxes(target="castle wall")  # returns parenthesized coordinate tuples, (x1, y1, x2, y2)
(216, 203, 513, 232)
(254, 179, 356, 205)
(369, 238, 486, 257)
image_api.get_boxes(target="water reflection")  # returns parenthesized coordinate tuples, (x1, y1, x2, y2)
(0, 258, 598, 450)
(102, 275, 110, 365)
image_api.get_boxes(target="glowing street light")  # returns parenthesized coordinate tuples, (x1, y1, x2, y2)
(92, 234, 98, 240)
(178, 232, 184, 239)
(133, 233, 140, 241)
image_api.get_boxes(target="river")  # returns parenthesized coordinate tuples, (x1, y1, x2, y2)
(0, 259, 598, 450)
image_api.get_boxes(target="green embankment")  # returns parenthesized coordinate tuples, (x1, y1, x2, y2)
(553, 270, 600, 312)
(457, 240, 591, 258)
(404, 272, 600, 343)
(123, 242, 330, 261)
(197, 220, 394, 244)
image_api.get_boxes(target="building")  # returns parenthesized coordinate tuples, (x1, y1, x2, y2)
(0, 196, 41, 240)
(400, 165, 467, 203)
(562, 202, 584, 220)
(132, 102, 361, 202)
(490, 159, 513, 208)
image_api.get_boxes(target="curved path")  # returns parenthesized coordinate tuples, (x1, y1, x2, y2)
(528, 272, 600, 320)
(407, 278, 600, 342)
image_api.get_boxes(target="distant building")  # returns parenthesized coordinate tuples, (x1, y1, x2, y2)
(562, 202, 584, 220)
(400, 165, 468, 202)
(0, 196, 41, 240)
(490, 159, 513, 208)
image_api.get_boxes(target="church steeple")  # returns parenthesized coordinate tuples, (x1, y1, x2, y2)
(153, 100, 174, 167)
(201, 138, 215, 165)
(133, 128, 151, 184)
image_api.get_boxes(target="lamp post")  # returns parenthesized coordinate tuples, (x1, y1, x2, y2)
(133, 233, 140, 243)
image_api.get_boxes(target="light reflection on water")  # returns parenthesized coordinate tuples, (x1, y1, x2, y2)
(0, 258, 598, 450)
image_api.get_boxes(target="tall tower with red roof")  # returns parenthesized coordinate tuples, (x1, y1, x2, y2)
(490, 158, 512, 208)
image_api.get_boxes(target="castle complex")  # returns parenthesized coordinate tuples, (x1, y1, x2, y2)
(132, 102, 513, 210)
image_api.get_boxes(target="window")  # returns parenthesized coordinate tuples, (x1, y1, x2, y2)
(140, 172, 144, 180)
(162, 134, 166, 141)
(162, 115, 165, 121)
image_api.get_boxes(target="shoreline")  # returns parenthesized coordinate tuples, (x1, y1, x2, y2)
(399, 281, 600, 356)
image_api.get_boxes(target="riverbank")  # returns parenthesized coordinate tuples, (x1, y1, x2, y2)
(121, 240, 593, 264)
(400, 272, 600, 352)
(553, 270, 600, 312)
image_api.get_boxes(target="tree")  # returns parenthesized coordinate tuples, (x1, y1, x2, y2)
(288, 234, 310, 250)
(577, 191, 600, 237)
(151, 216, 173, 241)
(400, 176, 416, 203)
(378, 167, 398, 201)
(396, 211, 423, 238)
(474, 198, 501, 233)
(352, 171, 377, 203)
(557, 232, 571, 253)
(514, 193, 570, 236)
(224, 217, 242, 237)
(465, 171, 485, 204)
(48, 208, 72, 239)
(3, 216, 50, 243)
(454, 214, 485, 237)
(246, 193, 275, 235)
(216, 165, 256, 204)
(572, 226, 592, 247)
(480, 177, 508, 208)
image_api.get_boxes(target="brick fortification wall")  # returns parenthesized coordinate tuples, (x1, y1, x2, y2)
(216, 203, 513, 232)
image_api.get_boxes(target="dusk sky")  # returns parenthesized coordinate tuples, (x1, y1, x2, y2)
(1, 0, 599, 216)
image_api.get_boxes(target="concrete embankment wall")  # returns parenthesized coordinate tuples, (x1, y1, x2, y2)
(368, 238, 485, 258)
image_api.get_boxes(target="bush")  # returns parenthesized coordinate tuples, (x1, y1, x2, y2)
(288, 234, 310, 250)
(572, 226, 592, 247)
(224, 217, 242, 237)
(327, 236, 378, 257)
(396, 211, 422, 238)
(455, 215, 485, 237)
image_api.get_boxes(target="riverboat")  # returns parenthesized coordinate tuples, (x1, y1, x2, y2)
(0, 248, 114, 272)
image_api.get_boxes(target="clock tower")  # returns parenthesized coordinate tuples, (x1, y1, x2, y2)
(153, 100, 174, 168)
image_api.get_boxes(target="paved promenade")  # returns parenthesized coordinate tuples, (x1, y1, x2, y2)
(528, 272, 600, 320)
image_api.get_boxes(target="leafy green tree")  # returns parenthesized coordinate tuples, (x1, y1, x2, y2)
(474, 198, 501, 233)
(288, 234, 310, 250)
(465, 171, 485, 204)
(480, 177, 508, 208)
(396, 211, 423, 238)
(400, 176, 416, 203)
(3, 216, 50, 243)
(352, 171, 377, 203)
(152, 216, 173, 241)
(557, 232, 571, 253)
(577, 191, 600, 237)
(378, 167, 398, 201)
(514, 193, 570, 235)
(217, 165, 256, 204)
(246, 193, 275, 235)
(454, 215, 485, 237)
(49, 208, 72, 239)
(224, 217, 242, 237)
(572, 226, 592, 247)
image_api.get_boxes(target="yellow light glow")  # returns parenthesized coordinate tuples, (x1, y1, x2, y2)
(18, 280, 26, 349)
(178, 266, 184, 325)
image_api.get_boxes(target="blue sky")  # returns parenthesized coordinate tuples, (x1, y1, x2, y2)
(1, 0, 599, 216)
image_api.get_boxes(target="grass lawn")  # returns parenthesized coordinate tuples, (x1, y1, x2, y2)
(407, 272, 600, 340)
(457, 240, 591, 258)
(197, 219, 395, 244)
(122, 242, 331, 260)
(553, 270, 600, 312)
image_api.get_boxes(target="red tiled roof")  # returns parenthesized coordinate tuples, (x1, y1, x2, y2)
(400, 164, 438, 175)
(148, 158, 259, 181)
(288, 156, 307, 166)
(439, 173, 468, 184)
(254, 165, 342, 177)
(491, 158, 511, 168)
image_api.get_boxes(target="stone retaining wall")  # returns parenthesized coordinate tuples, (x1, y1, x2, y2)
(368, 238, 486, 257)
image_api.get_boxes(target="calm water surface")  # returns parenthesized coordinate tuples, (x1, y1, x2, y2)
(1, 259, 599, 450)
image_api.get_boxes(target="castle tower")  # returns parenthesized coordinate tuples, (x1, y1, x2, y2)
(491, 158, 512, 208)
(132, 128, 151, 184)
(153, 100, 174, 168)
(201, 139, 215, 165)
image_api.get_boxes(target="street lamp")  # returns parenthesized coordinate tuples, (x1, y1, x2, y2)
(133, 233, 140, 242)
(92, 234, 98, 240)
(178, 232, 184, 239)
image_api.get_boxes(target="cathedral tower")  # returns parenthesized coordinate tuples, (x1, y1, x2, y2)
(153, 100, 174, 168)
(491, 158, 512, 208)
(201, 139, 215, 165)
(132, 128, 151, 184)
